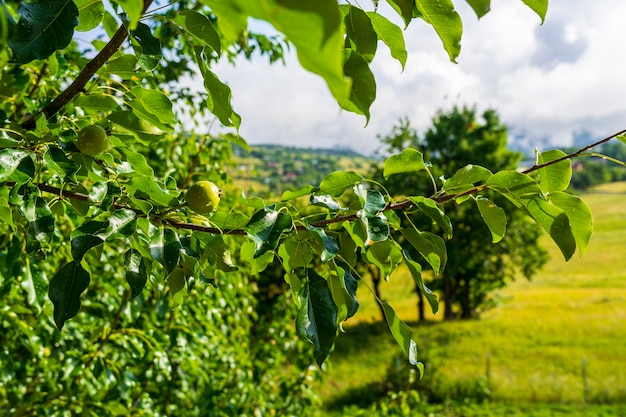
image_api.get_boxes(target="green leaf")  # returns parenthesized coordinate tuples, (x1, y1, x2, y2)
(71, 235, 104, 262)
(229, 0, 351, 108)
(344, 6, 377, 62)
(0, 149, 31, 182)
(415, 0, 463, 62)
(128, 87, 176, 131)
(203, 0, 247, 43)
(310, 194, 341, 211)
(361, 215, 390, 245)
(195, 49, 241, 128)
(124, 249, 147, 297)
(444, 164, 493, 192)
(130, 22, 162, 70)
(403, 251, 439, 314)
(281, 185, 315, 201)
(307, 225, 339, 263)
(44, 146, 80, 182)
(48, 261, 90, 330)
(278, 237, 314, 272)
(329, 261, 359, 325)
(385, 0, 413, 27)
(195, 234, 238, 273)
(74, 0, 104, 31)
(102, 209, 137, 239)
(486, 170, 542, 207)
(25, 196, 55, 244)
(245, 206, 292, 258)
(9, 0, 78, 63)
(103, 54, 140, 79)
(381, 302, 419, 366)
(129, 177, 179, 207)
(476, 196, 507, 243)
(401, 229, 447, 274)
(174, 10, 220, 54)
(149, 226, 181, 273)
(465, 0, 490, 19)
(410, 196, 453, 239)
(74, 94, 119, 112)
(364, 239, 402, 280)
(383, 148, 426, 179)
(108, 110, 166, 142)
(319, 170, 363, 197)
(520, 0, 548, 23)
(549, 191, 593, 256)
(368, 12, 407, 69)
(338, 232, 358, 267)
(296, 268, 338, 366)
(343, 49, 376, 123)
(526, 196, 576, 261)
(117, 0, 143, 30)
(23, 258, 48, 308)
(116, 147, 155, 177)
(537, 149, 571, 194)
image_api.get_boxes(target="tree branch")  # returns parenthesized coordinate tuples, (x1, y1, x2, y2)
(20, 0, 154, 130)
(5, 129, 625, 235)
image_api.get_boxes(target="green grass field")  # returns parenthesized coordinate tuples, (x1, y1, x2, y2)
(316, 183, 626, 413)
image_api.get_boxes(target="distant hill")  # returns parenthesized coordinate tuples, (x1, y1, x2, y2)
(230, 144, 373, 197)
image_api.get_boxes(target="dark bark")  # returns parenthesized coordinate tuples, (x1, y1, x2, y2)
(460, 275, 472, 319)
(415, 285, 425, 321)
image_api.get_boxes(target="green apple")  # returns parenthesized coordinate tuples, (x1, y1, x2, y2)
(76, 125, 109, 156)
(185, 181, 222, 214)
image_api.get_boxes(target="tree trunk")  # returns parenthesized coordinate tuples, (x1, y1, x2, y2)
(415, 285, 425, 321)
(368, 265, 386, 322)
(460, 275, 472, 319)
(443, 276, 456, 320)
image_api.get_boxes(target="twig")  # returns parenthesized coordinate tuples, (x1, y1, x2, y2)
(20, 0, 154, 130)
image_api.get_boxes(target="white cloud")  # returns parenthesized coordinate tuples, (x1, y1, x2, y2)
(208, 1, 626, 155)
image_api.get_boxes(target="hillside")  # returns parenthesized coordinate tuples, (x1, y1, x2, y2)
(229, 145, 374, 197)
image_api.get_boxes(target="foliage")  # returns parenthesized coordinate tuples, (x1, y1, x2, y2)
(370, 107, 549, 319)
(1, 0, 623, 414)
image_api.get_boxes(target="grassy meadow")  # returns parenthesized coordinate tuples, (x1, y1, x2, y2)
(316, 182, 626, 414)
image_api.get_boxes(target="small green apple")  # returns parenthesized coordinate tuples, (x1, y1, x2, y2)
(185, 181, 222, 214)
(76, 125, 109, 156)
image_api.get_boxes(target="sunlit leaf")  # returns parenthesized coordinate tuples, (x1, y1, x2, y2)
(174, 10, 221, 54)
(465, 0, 490, 19)
(410, 196, 452, 238)
(403, 251, 439, 314)
(128, 87, 175, 131)
(329, 261, 359, 325)
(444, 164, 492, 192)
(537, 149, 571, 194)
(319, 171, 363, 197)
(307, 225, 339, 263)
(401, 228, 447, 274)
(382, 302, 419, 366)
(383, 148, 426, 179)
(368, 12, 407, 69)
(476, 196, 507, 243)
(549, 191, 593, 256)
(278, 237, 314, 272)
(74, 0, 104, 31)
(520, 0, 548, 23)
(414, 0, 463, 62)
(282, 185, 315, 202)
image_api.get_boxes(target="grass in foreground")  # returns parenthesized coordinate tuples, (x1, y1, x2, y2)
(315, 182, 626, 411)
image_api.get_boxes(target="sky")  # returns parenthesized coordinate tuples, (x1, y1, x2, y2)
(210, 1, 626, 156)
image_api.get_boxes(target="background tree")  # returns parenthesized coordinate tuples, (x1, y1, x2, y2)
(372, 107, 549, 319)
